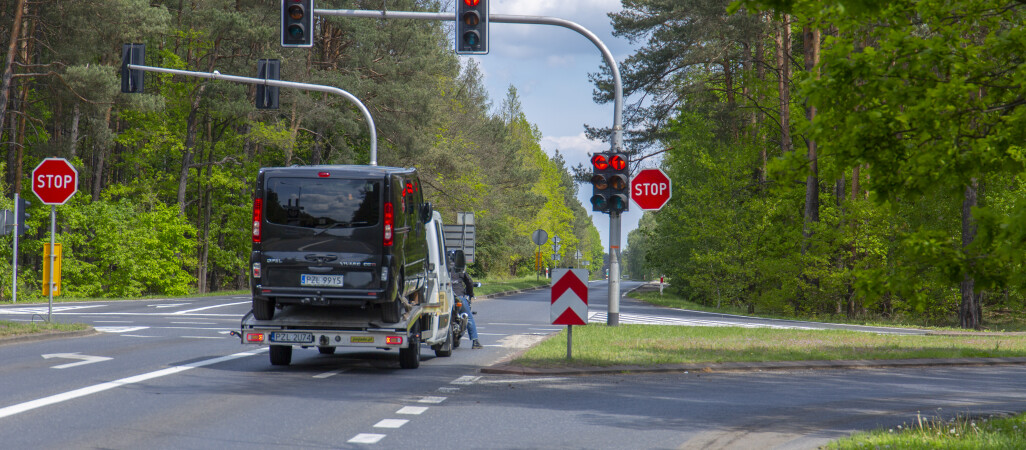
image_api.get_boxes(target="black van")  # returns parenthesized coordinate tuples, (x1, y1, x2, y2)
(250, 165, 431, 323)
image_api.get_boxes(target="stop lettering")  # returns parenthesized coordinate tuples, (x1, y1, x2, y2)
(630, 168, 672, 211)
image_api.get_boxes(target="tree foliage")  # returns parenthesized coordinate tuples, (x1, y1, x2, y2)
(614, 0, 1026, 327)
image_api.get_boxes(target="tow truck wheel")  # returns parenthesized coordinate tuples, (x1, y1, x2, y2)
(253, 297, 275, 320)
(318, 346, 336, 355)
(399, 326, 421, 369)
(269, 345, 292, 366)
(434, 324, 453, 357)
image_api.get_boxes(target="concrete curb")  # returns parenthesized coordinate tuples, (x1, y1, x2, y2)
(481, 356, 1026, 376)
(0, 328, 99, 347)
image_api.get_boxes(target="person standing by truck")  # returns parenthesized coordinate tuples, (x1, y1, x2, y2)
(449, 253, 482, 349)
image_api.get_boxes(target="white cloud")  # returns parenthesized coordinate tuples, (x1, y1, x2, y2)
(540, 132, 608, 169)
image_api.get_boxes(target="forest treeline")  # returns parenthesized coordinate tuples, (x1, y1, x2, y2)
(615, 0, 1026, 329)
(0, 0, 603, 300)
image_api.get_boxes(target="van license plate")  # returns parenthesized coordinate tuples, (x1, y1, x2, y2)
(270, 332, 314, 344)
(301, 274, 344, 287)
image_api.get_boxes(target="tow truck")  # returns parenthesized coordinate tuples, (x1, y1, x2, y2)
(236, 211, 456, 369)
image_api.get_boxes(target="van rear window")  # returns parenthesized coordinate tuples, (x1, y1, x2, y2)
(265, 178, 380, 228)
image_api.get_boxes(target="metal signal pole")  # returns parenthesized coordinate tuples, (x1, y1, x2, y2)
(316, 8, 625, 325)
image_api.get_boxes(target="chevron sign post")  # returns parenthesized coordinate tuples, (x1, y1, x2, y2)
(551, 268, 589, 359)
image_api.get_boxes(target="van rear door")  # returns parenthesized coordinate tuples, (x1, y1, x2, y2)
(260, 176, 383, 291)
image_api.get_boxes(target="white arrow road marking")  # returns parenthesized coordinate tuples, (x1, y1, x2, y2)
(42, 353, 113, 369)
(151, 303, 189, 308)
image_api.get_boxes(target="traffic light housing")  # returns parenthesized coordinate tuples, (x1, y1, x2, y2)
(16, 196, 30, 236)
(256, 59, 280, 110)
(120, 43, 145, 94)
(456, 0, 488, 54)
(590, 152, 630, 214)
(281, 0, 314, 48)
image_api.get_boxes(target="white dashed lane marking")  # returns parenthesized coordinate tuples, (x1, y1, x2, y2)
(348, 434, 385, 444)
(418, 396, 446, 404)
(396, 406, 428, 415)
(374, 419, 409, 428)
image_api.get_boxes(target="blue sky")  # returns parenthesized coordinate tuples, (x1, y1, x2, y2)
(454, 0, 651, 250)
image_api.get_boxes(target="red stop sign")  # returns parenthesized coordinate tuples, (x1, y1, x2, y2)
(32, 158, 79, 205)
(631, 168, 672, 211)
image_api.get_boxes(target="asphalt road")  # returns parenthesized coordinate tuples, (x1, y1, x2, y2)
(0, 281, 1023, 449)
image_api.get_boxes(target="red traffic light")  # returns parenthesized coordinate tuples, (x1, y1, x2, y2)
(591, 154, 609, 170)
(463, 0, 480, 5)
(610, 154, 627, 171)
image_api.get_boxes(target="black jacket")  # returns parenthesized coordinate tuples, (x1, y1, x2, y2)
(452, 270, 474, 297)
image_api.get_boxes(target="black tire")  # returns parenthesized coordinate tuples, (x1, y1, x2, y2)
(269, 345, 292, 366)
(318, 346, 336, 355)
(253, 297, 275, 320)
(399, 326, 421, 369)
(434, 324, 453, 357)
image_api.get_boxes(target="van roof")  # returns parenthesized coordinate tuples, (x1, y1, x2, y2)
(259, 165, 417, 178)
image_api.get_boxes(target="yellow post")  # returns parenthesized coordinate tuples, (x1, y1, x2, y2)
(42, 243, 61, 296)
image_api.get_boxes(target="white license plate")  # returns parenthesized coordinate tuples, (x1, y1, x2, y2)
(270, 332, 314, 344)
(301, 274, 344, 287)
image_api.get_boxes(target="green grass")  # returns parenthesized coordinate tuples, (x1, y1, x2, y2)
(828, 411, 1026, 449)
(512, 325, 1026, 367)
(0, 319, 91, 338)
(476, 276, 550, 297)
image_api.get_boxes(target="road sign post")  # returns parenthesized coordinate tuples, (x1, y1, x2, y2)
(32, 158, 78, 322)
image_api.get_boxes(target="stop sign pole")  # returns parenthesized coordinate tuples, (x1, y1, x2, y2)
(31, 158, 78, 322)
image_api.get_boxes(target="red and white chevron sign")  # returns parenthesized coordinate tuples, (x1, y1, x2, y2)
(551, 268, 589, 325)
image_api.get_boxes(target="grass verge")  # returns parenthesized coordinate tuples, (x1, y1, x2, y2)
(476, 276, 549, 297)
(0, 319, 91, 338)
(512, 325, 1026, 367)
(828, 411, 1026, 449)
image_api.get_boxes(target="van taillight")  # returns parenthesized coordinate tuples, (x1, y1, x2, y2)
(252, 198, 263, 243)
(383, 202, 394, 247)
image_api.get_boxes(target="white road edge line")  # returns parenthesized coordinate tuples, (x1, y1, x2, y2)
(0, 348, 266, 420)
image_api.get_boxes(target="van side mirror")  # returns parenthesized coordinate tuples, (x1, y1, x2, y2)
(420, 202, 433, 224)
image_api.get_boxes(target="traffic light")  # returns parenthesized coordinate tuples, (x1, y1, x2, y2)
(16, 196, 30, 236)
(590, 153, 611, 213)
(120, 43, 145, 94)
(590, 152, 630, 214)
(607, 152, 629, 213)
(256, 59, 280, 110)
(281, 0, 314, 48)
(456, 0, 488, 55)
